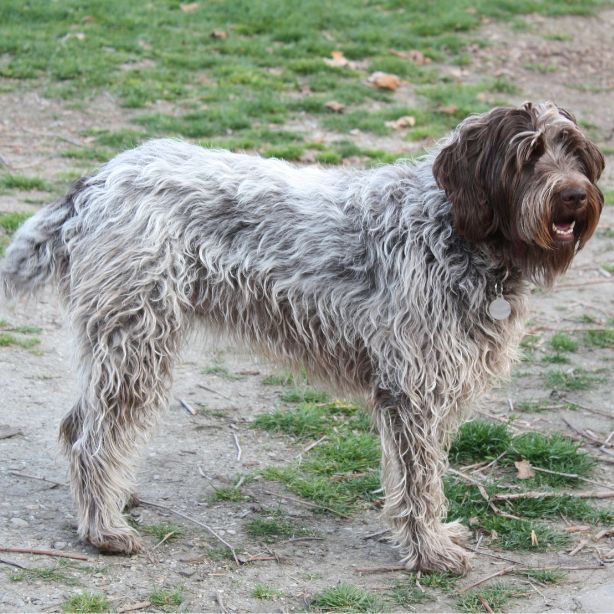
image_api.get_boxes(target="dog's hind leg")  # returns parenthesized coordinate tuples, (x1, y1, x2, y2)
(375, 392, 472, 575)
(60, 295, 183, 554)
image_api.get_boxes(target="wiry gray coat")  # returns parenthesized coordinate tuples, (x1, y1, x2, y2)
(1, 102, 604, 573)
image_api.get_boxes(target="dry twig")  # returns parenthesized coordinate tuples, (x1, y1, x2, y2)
(140, 499, 239, 564)
(0, 546, 87, 561)
(457, 566, 516, 594)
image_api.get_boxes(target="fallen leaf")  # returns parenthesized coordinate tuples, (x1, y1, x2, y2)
(392, 49, 431, 64)
(82, 15, 95, 24)
(439, 104, 458, 114)
(324, 50, 351, 68)
(385, 115, 416, 129)
(180, 2, 199, 13)
(325, 100, 345, 113)
(531, 529, 539, 546)
(514, 459, 535, 480)
(368, 71, 401, 90)
(210, 30, 228, 39)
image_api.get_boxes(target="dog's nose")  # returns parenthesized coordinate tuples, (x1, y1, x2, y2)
(560, 187, 587, 208)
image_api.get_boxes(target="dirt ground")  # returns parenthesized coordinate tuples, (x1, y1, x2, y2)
(1, 9, 613, 614)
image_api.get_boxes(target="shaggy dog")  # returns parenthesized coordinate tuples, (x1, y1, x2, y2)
(1, 101, 604, 574)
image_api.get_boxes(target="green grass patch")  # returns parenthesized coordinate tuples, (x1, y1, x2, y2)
(457, 583, 527, 613)
(10, 559, 79, 585)
(449, 420, 511, 464)
(584, 328, 614, 348)
(0, 174, 50, 191)
(210, 486, 250, 502)
(0, 332, 41, 349)
(515, 568, 566, 584)
(549, 332, 578, 352)
(309, 584, 382, 612)
(545, 368, 603, 391)
(253, 583, 283, 600)
(0, 211, 31, 233)
(261, 371, 296, 386)
(280, 387, 330, 403)
(245, 510, 312, 543)
(148, 588, 183, 611)
(140, 522, 184, 541)
(61, 592, 110, 613)
(386, 578, 430, 607)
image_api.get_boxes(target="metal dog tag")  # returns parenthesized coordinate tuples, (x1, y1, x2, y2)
(488, 297, 512, 321)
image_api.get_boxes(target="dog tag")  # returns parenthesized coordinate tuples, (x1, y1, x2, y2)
(488, 297, 512, 321)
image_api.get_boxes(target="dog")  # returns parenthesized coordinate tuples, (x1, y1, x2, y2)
(1, 101, 604, 574)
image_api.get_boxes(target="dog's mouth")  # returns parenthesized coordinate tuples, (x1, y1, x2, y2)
(551, 219, 577, 243)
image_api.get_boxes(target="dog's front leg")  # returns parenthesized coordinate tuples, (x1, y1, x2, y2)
(375, 392, 472, 575)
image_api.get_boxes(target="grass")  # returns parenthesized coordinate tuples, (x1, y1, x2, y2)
(386, 578, 430, 607)
(0, 211, 31, 233)
(449, 420, 511, 464)
(253, 583, 283, 600)
(0, 0, 606, 162)
(202, 357, 243, 380)
(0, 332, 41, 349)
(545, 368, 603, 391)
(0, 174, 50, 191)
(209, 486, 250, 502)
(245, 510, 313, 543)
(140, 522, 184, 541)
(584, 328, 614, 348)
(148, 588, 183, 611)
(549, 332, 578, 352)
(456, 583, 527, 613)
(261, 370, 296, 386)
(10, 559, 79, 585)
(61, 592, 110, 613)
(309, 584, 382, 612)
(515, 568, 567, 584)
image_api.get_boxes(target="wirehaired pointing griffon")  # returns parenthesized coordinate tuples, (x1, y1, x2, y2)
(2, 102, 604, 574)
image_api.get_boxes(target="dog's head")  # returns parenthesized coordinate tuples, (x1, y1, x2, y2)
(433, 101, 604, 284)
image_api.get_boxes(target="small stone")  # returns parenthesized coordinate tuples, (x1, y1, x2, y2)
(10, 517, 29, 528)
(53, 541, 67, 550)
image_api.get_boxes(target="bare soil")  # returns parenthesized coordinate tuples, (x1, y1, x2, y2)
(1, 9, 613, 614)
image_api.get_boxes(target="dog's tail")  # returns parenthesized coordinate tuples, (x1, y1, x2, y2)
(1, 179, 83, 298)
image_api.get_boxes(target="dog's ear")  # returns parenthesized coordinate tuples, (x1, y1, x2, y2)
(433, 107, 534, 243)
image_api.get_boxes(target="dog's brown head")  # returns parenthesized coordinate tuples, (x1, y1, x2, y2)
(433, 101, 604, 284)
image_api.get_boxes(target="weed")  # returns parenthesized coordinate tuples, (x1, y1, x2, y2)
(516, 568, 566, 584)
(0, 211, 31, 233)
(210, 486, 249, 502)
(280, 387, 330, 403)
(253, 583, 283, 599)
(140, 522, 184, 541)
(545, 367, 603, 391)
(417, 571, 458, 591)
(10, 559, 78, 585)
(148, 588, 183, 611)
(61, 592, 110, 613)
(584, 328, 614, 349)
(550, 332, 578, 352)
(541, 352, 570, 364)
(449, 420, 511, 464)
(386, 578, 429, 607)
(202, 357, 243, 380)
(0, 174, 49, 191)
(245, 510, 312, 543)
(309, 584, 382, 612)
(515, 399, 575, 413)
(261, 371, 296, 386)
(457, 583, 527, 613)
(0, 332, 41, 349)
(508, 432, 594, 485)
(206, 546, 235, 561)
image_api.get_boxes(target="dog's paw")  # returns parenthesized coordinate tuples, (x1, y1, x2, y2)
(444, 520, 472, 547)
(403, 534, 473, 576)
(88, 528, 143, 555)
